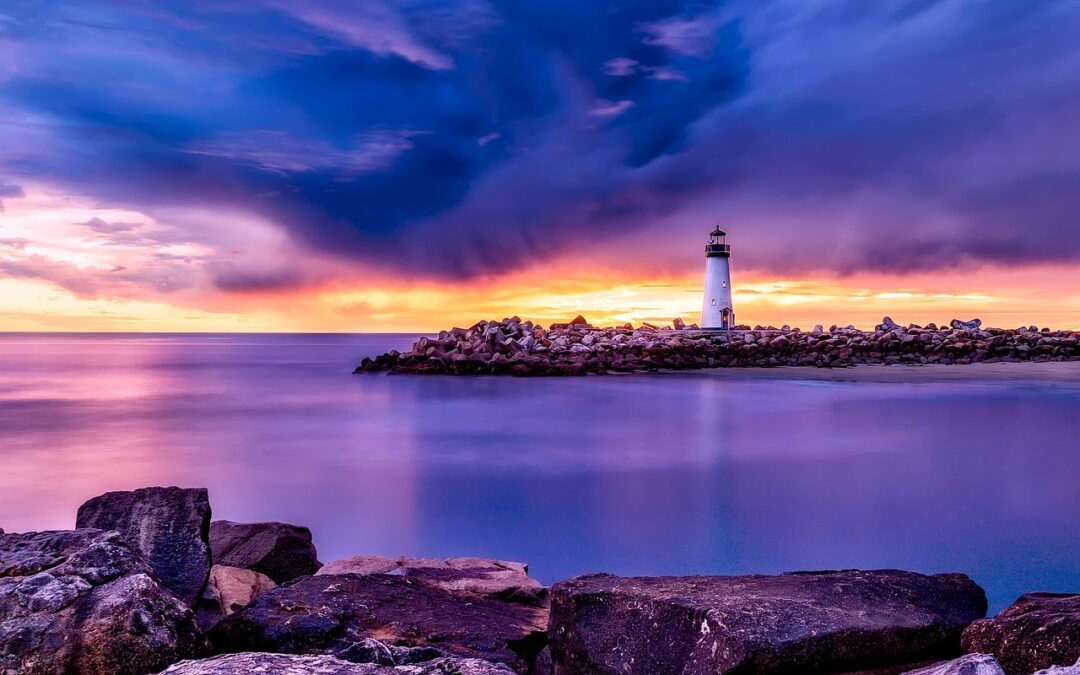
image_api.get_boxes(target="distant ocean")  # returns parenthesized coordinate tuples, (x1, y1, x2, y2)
(1, 332, 1078, 612)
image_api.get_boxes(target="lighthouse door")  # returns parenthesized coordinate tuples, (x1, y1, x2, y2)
(721, 308, 732, 329)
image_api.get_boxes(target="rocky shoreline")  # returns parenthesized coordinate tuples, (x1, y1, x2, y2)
(354, 316, 1079, 376)
(3, 486, 1079, 674)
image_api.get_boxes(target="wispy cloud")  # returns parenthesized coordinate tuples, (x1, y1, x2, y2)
(588, 99, 635, 118)
(184, 130, 421, 176)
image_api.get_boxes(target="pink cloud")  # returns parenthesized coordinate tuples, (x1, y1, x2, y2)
(589, 99, 635, 117)
(639, 13, 723, 57)
(603, 57, 640, 77)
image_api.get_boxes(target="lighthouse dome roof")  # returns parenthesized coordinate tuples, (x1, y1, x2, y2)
(709, 227, 726, 238)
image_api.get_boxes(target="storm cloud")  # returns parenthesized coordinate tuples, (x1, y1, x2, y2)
(1, 0, 1078, 285)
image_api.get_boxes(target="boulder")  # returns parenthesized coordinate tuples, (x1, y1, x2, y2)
(209, 520, 320, 583)
(903, 654, 1005, 674)
(75, 486, 211, 606)
(194, 564, 276, 630)
(160, 652, 516, 674)
(316, 556, 546, 606)
(1034, 658, 1080, 674)
(0, 529, 207, 674)
(334, 638, 441, 666)
(950, 319, 982, 331)
(549, 570, 987, 675)
(210, 573, 547, 673)
(961, 593, 1080, 674)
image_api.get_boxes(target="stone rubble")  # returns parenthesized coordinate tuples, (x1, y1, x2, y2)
(3, 487, 1078, 674)
(194, 564, 276, 631)
(0, 529, 207, 674)
(209, 519, 321, 583)
(548, 570, 988, 675)
(962, 593, 1080, 675)
(159, 652, 517, 674)
(903, 654, 1006, 675)
(75, 486, 212, 606)
(316, 555, 547, 606)
(355, 316, 1079, 375)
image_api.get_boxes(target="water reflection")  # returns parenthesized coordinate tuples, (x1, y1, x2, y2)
(0, 333, 1077, 611)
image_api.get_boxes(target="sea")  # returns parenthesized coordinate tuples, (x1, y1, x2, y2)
(1, 332, 1077, 612)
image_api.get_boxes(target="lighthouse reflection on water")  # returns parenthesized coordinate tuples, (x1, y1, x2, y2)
(701, 227, 735, 330)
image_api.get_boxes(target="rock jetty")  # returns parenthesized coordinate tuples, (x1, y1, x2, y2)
(2, 486, 1079, 674)
(355, 316, 1079, 375)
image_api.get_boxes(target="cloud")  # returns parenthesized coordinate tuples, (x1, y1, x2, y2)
(603, 57, 640, 77)
(209, 262, 308, 293)
(0, 237, 30, 249)
(639, 11, 725, 57)
(184, 129, 421, 176)
(588, 99, 635, 118)
(0, 0, 1077, 296)
(80, 217, 139, 234)
(0, 182, 24, 210)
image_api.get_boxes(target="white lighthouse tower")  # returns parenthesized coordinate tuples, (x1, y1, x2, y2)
(701, 227, 735, 330)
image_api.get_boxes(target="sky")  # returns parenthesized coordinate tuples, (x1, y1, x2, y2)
(1, 0, 1078, 332)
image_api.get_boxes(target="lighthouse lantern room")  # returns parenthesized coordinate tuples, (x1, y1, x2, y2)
(701, 227, 735, 330)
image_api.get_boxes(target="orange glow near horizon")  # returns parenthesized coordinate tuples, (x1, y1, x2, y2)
(2, 263, 1077, 333)
(2, 187, 1078, 332)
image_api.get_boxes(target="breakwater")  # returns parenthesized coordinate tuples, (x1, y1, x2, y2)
(355, 316, 1079, 375)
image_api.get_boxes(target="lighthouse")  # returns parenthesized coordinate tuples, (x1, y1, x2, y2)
(701, 227, 735, 330)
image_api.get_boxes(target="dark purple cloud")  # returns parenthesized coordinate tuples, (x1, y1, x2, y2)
(0, 0, 1078, 283)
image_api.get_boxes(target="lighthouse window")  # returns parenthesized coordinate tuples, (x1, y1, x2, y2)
(711, 299, 716, 306)
(722, 281, 727, 288)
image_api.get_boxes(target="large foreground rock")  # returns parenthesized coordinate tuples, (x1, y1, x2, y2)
(317, 556, 546, 605)
(76, 486, 212, 605)
(0, 529, 206, 674)
(549, 570, 987, 675)
(904, 654, 1005, 674)
(194, 564, 276, 630)
(210, 573, 548, 672)
(962, 593, 1080, 674)
(161, 652, 515, 674)
(209, 520, 320, 583)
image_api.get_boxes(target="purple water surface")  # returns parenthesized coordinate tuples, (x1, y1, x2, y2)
(1, 332, 1077, 612)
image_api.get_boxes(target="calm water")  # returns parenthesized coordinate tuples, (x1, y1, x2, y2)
(1, 333, 1078, 612)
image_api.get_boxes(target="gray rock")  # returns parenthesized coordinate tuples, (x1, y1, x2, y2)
(316, 556, 546, 606)
(549, 569, 987, 675)
(160, 653, 516, 674)
(76, 486, 212, 606)
(903, 654, 1005, 674)
(209, 519, 321, 583)
(0, 529, 207, 674)
(1034, 658, 1080, 674)
(962, 593, 1080, 674)
(334, 638, 442, 666)
(210, 573, 547, 673)
(950, 319, 983, 331)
